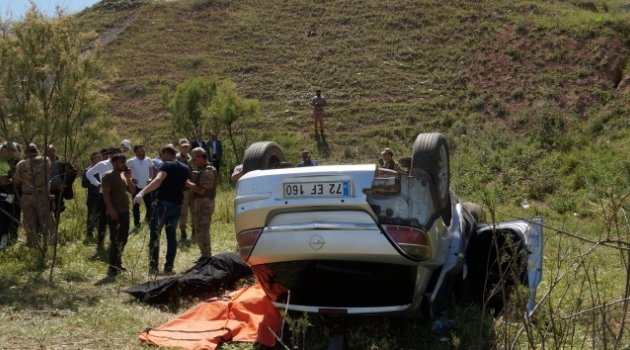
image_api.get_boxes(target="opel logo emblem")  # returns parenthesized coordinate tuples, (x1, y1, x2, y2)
(309, 235, 325, 250)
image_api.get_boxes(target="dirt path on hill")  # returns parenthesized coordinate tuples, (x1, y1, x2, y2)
(97, 14, 137, 47)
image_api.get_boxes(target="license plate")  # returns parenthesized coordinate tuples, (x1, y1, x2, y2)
(284, 181, 349, 198)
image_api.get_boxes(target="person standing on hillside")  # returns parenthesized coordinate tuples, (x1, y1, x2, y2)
(311, 88, 327, 134)
(134, 145, 191, 274)
(101, 153, 135, 276)
(188, 147, 217, 258)
(127, 144, 156, 229)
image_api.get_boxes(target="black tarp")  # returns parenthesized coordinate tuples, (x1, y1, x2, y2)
(124, 252, 253, 304)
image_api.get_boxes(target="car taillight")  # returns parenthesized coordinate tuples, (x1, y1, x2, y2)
(237, 228, 263, 260)
(382, 225, 432, 261)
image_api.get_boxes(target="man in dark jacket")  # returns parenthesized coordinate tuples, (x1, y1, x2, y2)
(0, 142, 20, 248)
(82, 152, 105, 243)
(47, 145, 78, 222)
(207, 134, 222, 177)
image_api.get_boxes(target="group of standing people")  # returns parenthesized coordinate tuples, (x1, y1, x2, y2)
(82, 139, 219, 276)
(0, 134, 221, 278)
(0, 142, 77, 250)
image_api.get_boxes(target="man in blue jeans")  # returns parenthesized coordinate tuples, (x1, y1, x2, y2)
(134, 145, 191, 274)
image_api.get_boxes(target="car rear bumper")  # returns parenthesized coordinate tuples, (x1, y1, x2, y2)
(245, 210, 421, 265)
(252, 260, 418, 313)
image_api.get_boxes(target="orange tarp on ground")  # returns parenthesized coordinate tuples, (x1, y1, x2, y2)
(139, 284, 282, 350)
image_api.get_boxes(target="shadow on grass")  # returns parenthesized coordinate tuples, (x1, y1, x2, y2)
(94, 275, 118, 286)
(0, 246, 102, 312)
(316, 132, 330, 158)
(0, 273, 102, 312)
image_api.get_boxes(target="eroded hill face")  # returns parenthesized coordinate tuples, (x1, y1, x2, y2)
(78, 0, 630, 161)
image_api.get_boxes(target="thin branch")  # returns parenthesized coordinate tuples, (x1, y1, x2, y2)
(561, 298, 630, 320)
(493, 209, 630, 251)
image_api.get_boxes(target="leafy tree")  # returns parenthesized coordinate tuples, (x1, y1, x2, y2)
(0, 7, 106, 265)
(168, 77, 259, 173)
(207, 79, 259, 166)
(166, 76, 218, 139)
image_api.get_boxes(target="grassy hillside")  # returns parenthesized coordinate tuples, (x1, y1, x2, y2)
(79, 1, 629, 146)
(76, 0, 630, 213)
(2, 0, 630, 349)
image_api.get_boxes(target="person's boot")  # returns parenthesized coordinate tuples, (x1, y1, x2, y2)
(107, 266, 119, 277)
(84, 231, 95, 244)
(180, 228, 187, 243)
(91, 244, 107, 261)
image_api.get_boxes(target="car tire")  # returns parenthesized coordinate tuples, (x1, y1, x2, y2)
(463, 202, 486, 223)
(242, 141, 287, 172)
(411, 133, 451, 224)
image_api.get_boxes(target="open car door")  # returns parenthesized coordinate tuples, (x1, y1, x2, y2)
(471, 217, 544, 317)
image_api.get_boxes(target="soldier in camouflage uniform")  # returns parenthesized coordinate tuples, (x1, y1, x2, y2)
(177, 139, 193, 241)
(14, 143, 55, 248)
(187, 147, 217, 257)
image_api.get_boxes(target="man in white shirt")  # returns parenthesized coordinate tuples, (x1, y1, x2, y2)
(126, 144, 156, 229)
(85, 150, 114, 189)
(85, 148, 116, 258)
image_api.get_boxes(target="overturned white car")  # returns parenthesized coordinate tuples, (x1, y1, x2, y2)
(234, 133, 543, 317)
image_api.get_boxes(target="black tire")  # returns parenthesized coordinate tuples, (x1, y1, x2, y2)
(242, 141, 287, 173)
(462, 202, 486, 223)
(410, 133, 450, 223)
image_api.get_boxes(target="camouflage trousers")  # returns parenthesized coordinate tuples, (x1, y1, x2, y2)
(21, 193, 56, 248)
(179, 190, 193, 232)
(192, 197, 214, 257)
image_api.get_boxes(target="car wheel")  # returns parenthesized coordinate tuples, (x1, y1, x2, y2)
(242, 141, 287, 172)
(462, 202, 486, 223)
(411, 133, 451, 224)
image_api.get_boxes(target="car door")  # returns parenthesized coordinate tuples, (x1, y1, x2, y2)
(475, 216, 543, 317)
